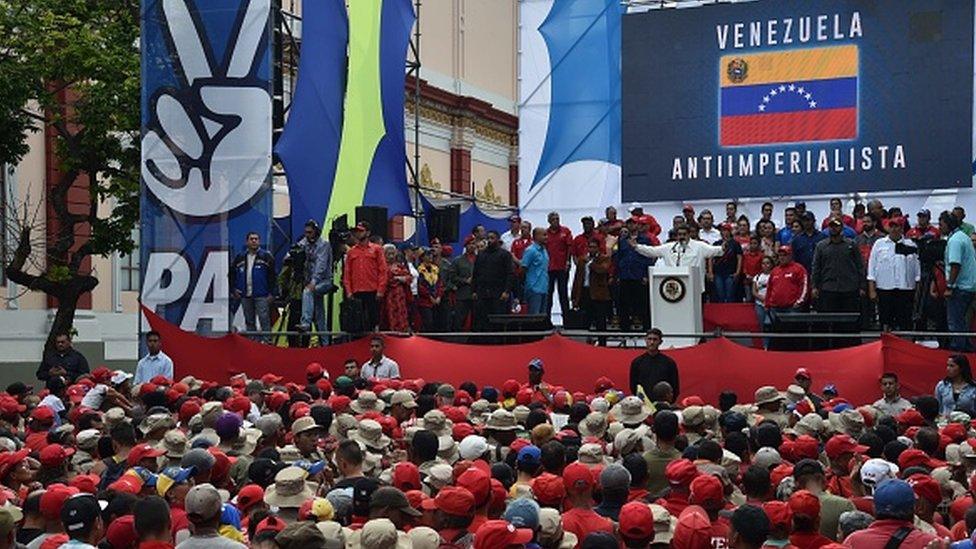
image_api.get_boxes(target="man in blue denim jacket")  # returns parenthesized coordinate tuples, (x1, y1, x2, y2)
(231, 232, 276, 341)
(294, 220, 334, 340)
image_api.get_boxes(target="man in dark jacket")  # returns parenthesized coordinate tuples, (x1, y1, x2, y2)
(447, 236, 477, 331)
(472, 231, 515, 331)
(37, 332, 90, 382)
(629, 328, 679, 401)
(231, 232, 276, 341)
(811, 218, 865, 313)
(614, 224, 654, 331)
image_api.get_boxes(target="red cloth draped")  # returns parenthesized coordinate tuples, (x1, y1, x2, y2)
(144, 307, 950, 404)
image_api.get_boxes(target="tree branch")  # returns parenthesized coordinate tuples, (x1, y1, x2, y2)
(4, 225, 60, 295)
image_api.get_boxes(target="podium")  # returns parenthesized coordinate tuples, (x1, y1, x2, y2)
(648, 265, 702, 348)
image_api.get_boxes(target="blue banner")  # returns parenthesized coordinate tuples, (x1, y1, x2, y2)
(361, 0, 415, 216)
(621, 0, 975, 202)
(274, 0, 347, 242)
(140, 0, 273, 332)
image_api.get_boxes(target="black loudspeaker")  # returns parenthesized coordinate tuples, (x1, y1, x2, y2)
(428, 204, 460, 243)
(355, 206, 388, 240)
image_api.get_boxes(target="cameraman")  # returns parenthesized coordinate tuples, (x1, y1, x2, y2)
(867, 216, 920, 330)
(296, 220, 335, 340)
(278, 244, 306, 347)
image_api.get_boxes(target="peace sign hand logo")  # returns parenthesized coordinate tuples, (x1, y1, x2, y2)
(142, 0, 272, 217)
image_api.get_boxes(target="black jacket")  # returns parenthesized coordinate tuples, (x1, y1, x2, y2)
(37, 348, 90, 382)
(472, 246, 515, 299)
(629, 351, 679, 400)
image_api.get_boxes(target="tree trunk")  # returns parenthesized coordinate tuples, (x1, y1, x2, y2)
(45, 288, 79, 355)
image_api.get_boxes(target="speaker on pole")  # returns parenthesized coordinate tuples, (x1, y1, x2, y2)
(355, 206, 389, 240)
(428, 204, 460, 243)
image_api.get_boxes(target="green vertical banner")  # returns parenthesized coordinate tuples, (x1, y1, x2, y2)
(325, 0, 385, 226)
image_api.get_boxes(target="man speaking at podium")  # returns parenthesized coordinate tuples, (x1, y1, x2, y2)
(631, 224, 724, 271)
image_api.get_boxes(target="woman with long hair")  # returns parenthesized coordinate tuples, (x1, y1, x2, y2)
(379, 244, 412, 332)
(935, 354, 976, 416)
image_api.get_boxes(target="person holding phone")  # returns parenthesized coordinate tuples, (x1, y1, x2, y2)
(867, 216, 920, 331)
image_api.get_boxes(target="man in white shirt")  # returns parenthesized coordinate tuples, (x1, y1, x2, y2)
(361, 336, 401, 379)
(500, 215, 521, 251)
(631, 224, 724, 283)
(872, 373, 913, 418)
(697, 210, 721, 244)
(866, 217, 920, 330)
(134, 331, 175, 384)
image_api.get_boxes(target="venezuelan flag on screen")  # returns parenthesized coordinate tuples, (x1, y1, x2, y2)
(720, 45, 858, 147)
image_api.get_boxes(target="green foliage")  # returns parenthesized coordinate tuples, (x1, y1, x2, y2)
(0, 0, 141, 260)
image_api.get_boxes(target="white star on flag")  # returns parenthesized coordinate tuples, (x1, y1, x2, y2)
(809, 101, 817, 108)
(788, 84, 796, 91)
(779, 85, 786, 92)
(805, 93, 812, 100)
(798, 87, 805, 94)
(770, 89, 778, 96)
(763, 96, 770, 103)
(759, 104, 766, 112)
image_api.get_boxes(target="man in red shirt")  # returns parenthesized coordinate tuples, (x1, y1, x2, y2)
(545, 212, 573, 319)
(560, 462, 613, 543)
(765, 246, 808, 313)
(906, 209, 941, 241)
(571, 217, 605, 260)
(342, 222, 388, 332)
(844, 479, 937, 549)
(689, 474, 731, 547)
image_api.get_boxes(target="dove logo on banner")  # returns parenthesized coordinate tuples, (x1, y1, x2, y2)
(140, 0, 273, 333)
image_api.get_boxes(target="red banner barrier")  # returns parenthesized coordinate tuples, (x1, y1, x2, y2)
(145, 307, 948, 405)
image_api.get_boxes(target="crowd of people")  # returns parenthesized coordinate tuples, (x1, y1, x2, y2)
(13, 324, 976, 548)
(232, 198, 976, 349)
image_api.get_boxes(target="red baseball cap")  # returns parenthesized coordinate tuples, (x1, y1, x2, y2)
(138, 382, 158, 397)
(0, 448, 30, 481)
(30, 406, 55, 423)
(305, 362, 324, 379)
(619, 501, 654, 540)
(562, 462, 595, 493)
(457, 466, 491, 507)
(0, 396, 24, 415)
(39, 444, 75, 468)
(39, 484, 79, 520)
(234, 484, 265, 513)
(896, 409, 925, 427)
(501, 379, 520, 397)
(473, 520, 533, 549)
(150, 375, 171, 386)
(393, 462, 422, 493)
(788, 489, 821, 518)
(489, 479, 507, 513)
(127, 443, 166, 466)
(763, 501, 793, 529)
(594, 376, 614, 393)
(794, 368, 812, 380)
(680, 396, 705, 408)
(770, 464, 794, 488)
(423, 486, 475, 517)
(515, 388, 533, 406)
(179, 400, 201, 424)
(531, 472, 566, 506)
(70, 473, 101, 495)
(793, 435, 820, 461)
(105, 515, 137, 549)
(665, 459, 700, 487)
(689, 475, 724, 509)
(255, 515, 287, 534)
(898, 449, 943, 471)
(943, 423, 967, 443)
(261, 373, 283, 386)
(907, 473, 942, 505)
(778, 245, 792, 255)
(224, 395, 251, 416)
(673, 506, 711, 549)
(825, 434, 868, 460)
(108, 476, 142, 495)
(266, 391, 289, 412)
